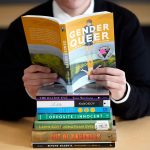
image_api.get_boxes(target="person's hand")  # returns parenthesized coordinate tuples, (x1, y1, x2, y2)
(89, 67, 127, 100)
(22, 65, 58, 99)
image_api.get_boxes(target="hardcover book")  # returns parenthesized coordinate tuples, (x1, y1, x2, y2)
(36, 99, 111, 107)
(32, 142, 115, 148)
(22, 11, 116, 93)
(37, 112, 111, 121)
(34, 119, 114, 131)
(36, 94, 110, 101)
(37, 106, 111, 114)
(32, 129, 116, 142)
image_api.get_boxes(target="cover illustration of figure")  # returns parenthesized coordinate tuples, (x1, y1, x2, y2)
(98, 46, 111, 67)
(98, 46, 110, 59)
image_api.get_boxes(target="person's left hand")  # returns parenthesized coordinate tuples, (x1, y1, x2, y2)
(89, 67, 127, 100)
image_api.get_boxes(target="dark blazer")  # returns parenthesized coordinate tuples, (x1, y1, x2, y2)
(0, 0, 150, 120)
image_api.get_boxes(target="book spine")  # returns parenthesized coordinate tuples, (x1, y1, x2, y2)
(60, 24, 71, 85)
(75, 100, 110, 107)
(32, 130, 116, 142)
(37, 100, 110, 108)
(32, 142, 115, 148)
(34, 120, 113, 131)
(37, 112, 111, 121)
(36, 95, 109, 101)
(37, 107, 111, 114)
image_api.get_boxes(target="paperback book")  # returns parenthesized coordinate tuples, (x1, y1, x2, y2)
(22, 11, 116, 93)
(36, 83, 110, 99)
(37, 112, 111, 121)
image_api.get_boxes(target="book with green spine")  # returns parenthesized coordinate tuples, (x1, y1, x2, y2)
(34, 119, 113, 131)
(37, 112, 111, 121)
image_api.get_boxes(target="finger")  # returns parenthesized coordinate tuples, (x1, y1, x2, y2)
(96, 80, 125, 90)
(25, 85, 41, 99)
(26, 85, 40, 93)
(24, 78, 57, 86)
(23, 73, 58, 81)
(24, 65, 51, 73)
(89, 74, 126, 84)
(92, 67, 125, 76)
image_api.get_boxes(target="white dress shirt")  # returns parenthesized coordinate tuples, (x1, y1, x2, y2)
(53, 0, 94, 23)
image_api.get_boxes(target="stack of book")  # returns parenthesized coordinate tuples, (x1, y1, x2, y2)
(22, 11, 117, 148)
(31, 83, 117, 148)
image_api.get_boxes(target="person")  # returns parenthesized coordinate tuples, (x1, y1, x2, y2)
(0, 0, 150, 120)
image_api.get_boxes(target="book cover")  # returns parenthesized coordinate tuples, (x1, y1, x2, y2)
(22, 11, 116, 93)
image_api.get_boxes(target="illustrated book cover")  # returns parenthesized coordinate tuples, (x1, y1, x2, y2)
(22, 11, 116, 93)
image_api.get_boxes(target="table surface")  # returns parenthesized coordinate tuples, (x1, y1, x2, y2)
(0, 116, 150, 150)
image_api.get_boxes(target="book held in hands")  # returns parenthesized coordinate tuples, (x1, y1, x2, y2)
(22, 11, 116, 93)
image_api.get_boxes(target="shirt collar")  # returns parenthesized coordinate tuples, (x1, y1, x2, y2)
(53, 0, 94, 23)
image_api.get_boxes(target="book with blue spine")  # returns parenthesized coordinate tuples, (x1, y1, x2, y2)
(37, 107, 111, 114)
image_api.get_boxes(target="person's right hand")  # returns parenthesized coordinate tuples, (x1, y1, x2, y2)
(22, 65, 58, 99)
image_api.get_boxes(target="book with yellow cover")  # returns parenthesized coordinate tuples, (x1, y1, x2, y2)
(21, 11, 116, 93)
